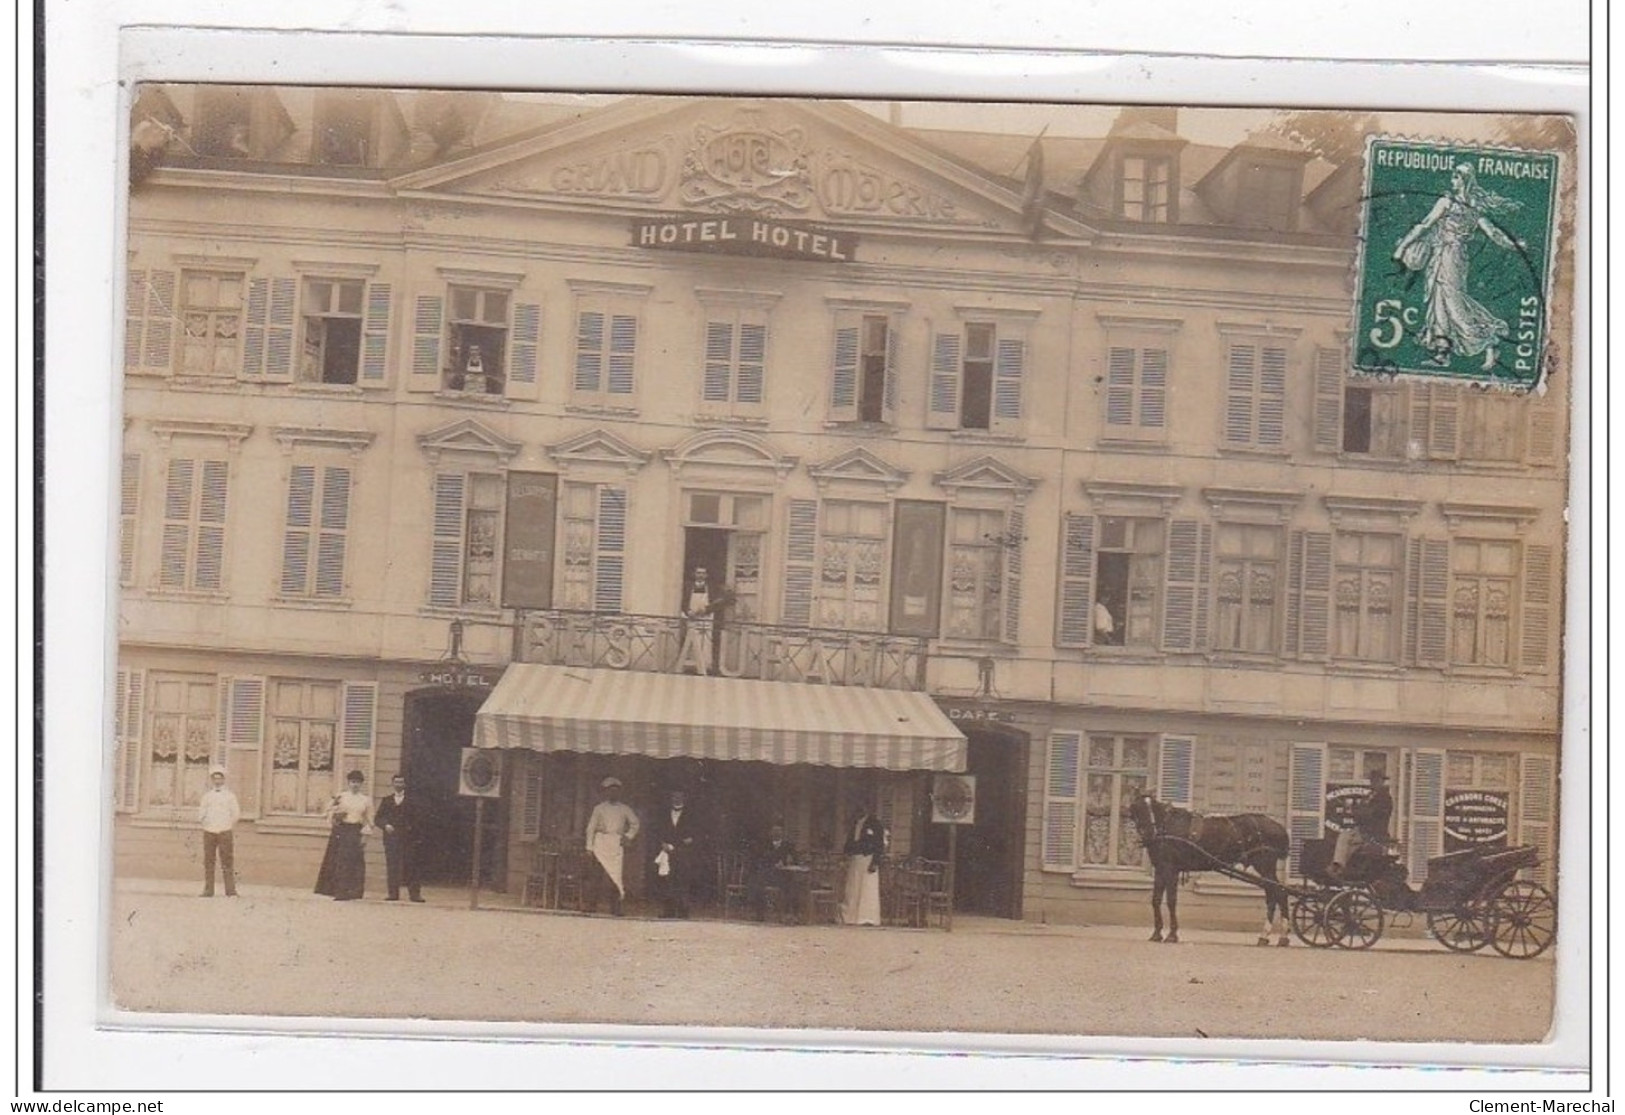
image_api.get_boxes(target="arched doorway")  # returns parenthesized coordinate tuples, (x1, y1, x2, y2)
(922, 725, 1029, 919)
(401, 687, 508, 888)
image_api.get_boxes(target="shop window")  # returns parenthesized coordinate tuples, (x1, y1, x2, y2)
(813, 500, 888, 631)
(300, 278, 365, 385)
(158, 457, 229, 593)
(1083, 734, 1151, 869)
(429, 471, 505, 610)
(1214, 522, 1281, 654)
(178, 270, 245, 378)
(1119, 155, 1172, 222)
(279, 464, 352, 600)
(1332, 531, 1401, 662)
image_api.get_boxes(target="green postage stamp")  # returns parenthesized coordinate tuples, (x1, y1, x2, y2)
(1354, 138, 1559, 390)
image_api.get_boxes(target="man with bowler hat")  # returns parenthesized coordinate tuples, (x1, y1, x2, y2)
(1331, 768, 1394, 876)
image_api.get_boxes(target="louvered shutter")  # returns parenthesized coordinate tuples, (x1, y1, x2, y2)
(1520, 544, 1555, 673)
(1193, 522, 1212, 650)
(341, 681, 378, 791)
(1162, 519, 1201, 652)
(607, 314, 637, 397)
(990, 335, 1025, 435)
(1140, 348, 1168, 430)
(194, 460, 229, 591)
(741, 323, 763, 406)
(738, 322, 766, 407)
(142, 269, 177, 373)
(115, 668, 144, 812)
(926, 331, 962, 430)
(280, 464, 316, 596)
(828, 321, 859, 422)
(781, 499, 818, 628)
(574, 310, 604, 394)
(521, 758, 545, 841)
(1412, 383, 1460, 460)
(360, 282, 393, 387)
(1157, 735, 1195, 811)
(507, 299, 540, 399)
(159, 458, 194, 589)
(315, 466, 351, 599)
(264, 277, 297, 380)
(1312, 347, 1344, 453)
(1002, 508, 1024, 645)
(1223, 343, 1256, 447)
(1042, 730, 1083, 870)
(1056, 512, 1095, 648)
(409, 292, 444, 392)
(243, 278, 269, 377)
(1295, 530, 1331, 660)
(1257, 345, 1287, 447)
(881, 319, 899, 423)
(1105, 347, 1135, 429)
(1407, 538, 1450, 668)
(1517, 753, 1556, 888)
(119, 453, 140, 586)
(704, 320, 734, 404)
(219, 676, 265, 814)
(1408, 748, 1446, 883)
(125, 269, 148, 371)
(429, 473, 466, 608)
(1526, 391, 1559, 466)
(1286, 743, 1326, 878)
(594, 486, 626, 613)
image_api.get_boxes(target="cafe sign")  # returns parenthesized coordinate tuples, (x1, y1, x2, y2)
(631, 215, 856, 263)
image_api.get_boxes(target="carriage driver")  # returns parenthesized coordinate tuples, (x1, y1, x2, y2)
(1330, 770, 1394, 877)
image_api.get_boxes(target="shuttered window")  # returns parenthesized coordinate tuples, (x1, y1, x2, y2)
(574, 299, 640, 405)
(159, 457, 229, 593)
(1332, 531, 1401, 663)
(1286, 743, 1326, 878)
(1221, 341, 1288, 450)
(813, 500, 888, 632)
(125, 267, 179, 374)
(828, 312, 897, 425)
(1407, 748, 1447, 884)
(1082, 735, 1151, 869)
(113, 668, 144, 812)
(1102, 346, 1168, 440)
(265, 678, 341, 817)
(1450, 538, 1518, 668)
(1517, 754, 1557, 889)
(559, 481, 628, 614)
(280, 464, 352, 600)
(944, 507, 1008, 642)
(701, 311, 769, 415)
(927, 322, 1026, 434)
(1041, 731, 1081, 870)
(1161, 519, 1212, 654)
(120, 453, 141, 587)
(428, 472, 505, 610)
(1215, 522, 1280, 654)
(178, 271, 246, 378)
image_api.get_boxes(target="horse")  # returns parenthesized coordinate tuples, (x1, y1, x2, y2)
(1127, 794, 1292, 946)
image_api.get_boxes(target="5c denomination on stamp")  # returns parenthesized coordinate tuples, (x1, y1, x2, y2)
(1354, 139, 1559, 390)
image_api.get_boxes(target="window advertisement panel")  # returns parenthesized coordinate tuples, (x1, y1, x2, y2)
(889, 499, 945, 637)
(501, 471, 558, 610)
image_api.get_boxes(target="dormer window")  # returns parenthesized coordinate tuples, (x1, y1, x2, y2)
(1120, 156, 1173, 222)
(313, 91, 377, 167)
(1237, 161, 1303, 231)
(194, 89, 253, 157)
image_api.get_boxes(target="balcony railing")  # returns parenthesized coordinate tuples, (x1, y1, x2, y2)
(514, 610, 929, 691)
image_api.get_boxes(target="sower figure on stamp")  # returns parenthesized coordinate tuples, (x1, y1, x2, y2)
(1331, 770, 1394, 877)
(375, 773, 425, 903)
(197, 767, 240, 897)
(584, 777, 639, 916)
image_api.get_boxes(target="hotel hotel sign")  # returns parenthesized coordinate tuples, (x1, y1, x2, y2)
(631, 215, 856, 263)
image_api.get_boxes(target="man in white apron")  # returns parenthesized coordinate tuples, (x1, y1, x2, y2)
(584, 777, 640, 916)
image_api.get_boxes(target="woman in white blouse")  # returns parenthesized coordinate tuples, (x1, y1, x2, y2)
(315, 770, 374, 901)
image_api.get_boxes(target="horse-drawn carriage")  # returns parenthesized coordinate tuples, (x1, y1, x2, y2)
(1288, 836, 1556, 958)
(1128, 794, 1555, 958)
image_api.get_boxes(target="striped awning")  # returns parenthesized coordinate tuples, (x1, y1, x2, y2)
(473, 664, 967, 772)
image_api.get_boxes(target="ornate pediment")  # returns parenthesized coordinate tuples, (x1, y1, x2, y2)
(660, 428, 797, 481)
(545, 427, 654, 477)
(415, 418, 521, 465)
(806, 447, 911, 494)
(395, 98, 1093, 239)
(933, 455, 1038, 503)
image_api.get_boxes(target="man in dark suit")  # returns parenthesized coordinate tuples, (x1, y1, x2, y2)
(747, 821, 804, 923)
(651, 789, 700, 919)
(376, 773, 425, 902)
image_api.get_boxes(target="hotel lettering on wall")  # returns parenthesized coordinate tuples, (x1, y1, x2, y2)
(631, 216, 856, 263)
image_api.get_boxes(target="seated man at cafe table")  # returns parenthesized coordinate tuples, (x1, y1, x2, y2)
(746, 821, 805, 923)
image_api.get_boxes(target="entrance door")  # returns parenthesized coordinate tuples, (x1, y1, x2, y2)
(402, 689, 507, 887)
(924, 729, 1028, 918)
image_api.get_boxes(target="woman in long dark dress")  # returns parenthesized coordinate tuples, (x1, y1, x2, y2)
(315, 770, 374, 901)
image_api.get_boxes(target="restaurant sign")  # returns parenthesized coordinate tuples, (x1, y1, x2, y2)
(631, 215, 856, 263)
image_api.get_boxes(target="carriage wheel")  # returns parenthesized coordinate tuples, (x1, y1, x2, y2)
(1289, 893, 1334, 948)
(1490, 881, 1556, 960)
(1426, 903, 1491, 953)
(1325, 888, 1384, 950)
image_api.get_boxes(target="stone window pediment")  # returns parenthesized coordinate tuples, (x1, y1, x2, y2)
(545, 427, 654, 478)
(660, 428, 797, 482)
(933, 455, 1036, 504)
(415, 418, 521, 466)
(272, 426, 375, 457)
(806, 447, 910, 495)
(148, 420, 254, 452)
(1084, 481, 1183, 517)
